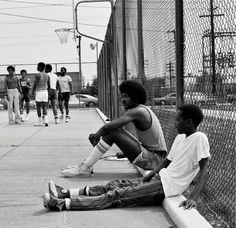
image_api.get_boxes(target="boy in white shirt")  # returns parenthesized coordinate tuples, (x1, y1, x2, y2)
(58, 67, 72, 122)
(43, 104, 210, 211)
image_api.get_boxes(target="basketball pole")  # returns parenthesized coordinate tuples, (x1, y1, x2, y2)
(77, 35, 82, 95)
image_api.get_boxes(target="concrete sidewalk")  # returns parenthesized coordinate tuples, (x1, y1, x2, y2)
(0, 108, 175, 228)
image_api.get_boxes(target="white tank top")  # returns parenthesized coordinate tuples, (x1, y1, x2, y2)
(135, 105, 167, 151)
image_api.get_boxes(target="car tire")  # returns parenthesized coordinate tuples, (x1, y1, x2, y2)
(88, 101, 95, 107)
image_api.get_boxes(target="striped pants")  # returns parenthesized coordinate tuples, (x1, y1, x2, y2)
(69, 175, 165, 210)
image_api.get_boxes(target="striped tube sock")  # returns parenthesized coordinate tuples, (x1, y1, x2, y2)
(84, 139, 111, 167)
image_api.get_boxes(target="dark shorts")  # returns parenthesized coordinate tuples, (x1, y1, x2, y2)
(58, 92, 70, 102)
(48, 89, 57, 100)
(21, 95, 30, 103)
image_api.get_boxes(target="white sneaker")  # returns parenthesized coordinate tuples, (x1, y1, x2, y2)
(25, 114, 29, 121)
(59, 114, 64, 121)
(65, 116, 69, 123)
(61, 163, 93, 177)
(20, 115, 24, 122)
(34, 122, 43, 126)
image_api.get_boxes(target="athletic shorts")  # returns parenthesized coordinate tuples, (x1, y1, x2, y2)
(58, 92, 70, 102)
(35, 90, 48, 102)
(133, 145, 166, 170)
(48, 89, 57, 100)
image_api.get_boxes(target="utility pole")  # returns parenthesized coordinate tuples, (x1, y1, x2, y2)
(166, 62, 174, 93)
(200, 0, 224, 94)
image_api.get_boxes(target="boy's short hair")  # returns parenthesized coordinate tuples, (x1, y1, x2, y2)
(61, 67, 67, 72)
(178, 104, 204, 127)
(45, 64, 52, 72)
(37, 62, 45, 70)
(7, 65, 15, 72)
(20, 69, 27, 74)
(119, 80, 146, 104)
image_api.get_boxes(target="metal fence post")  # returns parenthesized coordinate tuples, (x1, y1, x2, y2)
(175, 0, 184, 108)
(137, 0, 145, 85)
(122, 0, 127, 81)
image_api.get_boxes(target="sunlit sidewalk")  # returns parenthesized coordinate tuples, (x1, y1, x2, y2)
(0, 108, 174, 228)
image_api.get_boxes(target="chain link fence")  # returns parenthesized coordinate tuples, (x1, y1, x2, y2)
(97, 0, 235, 227)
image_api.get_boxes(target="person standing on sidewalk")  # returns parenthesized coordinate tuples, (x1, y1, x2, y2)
(62, 80, 167, 177)
(58, 67, 72, 123)
(45, 64, 61, 124)
(43, 104, 210, 212)
(4, 65, 22, 124)
(19, 69, 31, 121)
(32, 62, 50, 127)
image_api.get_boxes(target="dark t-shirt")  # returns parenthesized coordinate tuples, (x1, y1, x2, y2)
(20, 78, 31, 96)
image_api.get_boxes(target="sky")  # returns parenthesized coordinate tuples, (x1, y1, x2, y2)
(0, 0, 111, 84)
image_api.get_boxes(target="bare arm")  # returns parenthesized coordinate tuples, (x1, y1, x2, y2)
(89, 110, 137, 146)
(56, 80, 61, 94)
(32, 75, 38, 95)
(143, 157, 171, 182)
(179, 157, 209, 209)
(4, 78, 9, 100)
(27, 79, 31, 89)
(47, 76, 50, 90)
(69, 81, 73, 94)
(17, 79, 22, 94)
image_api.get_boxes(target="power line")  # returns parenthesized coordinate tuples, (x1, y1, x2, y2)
(0, 5, 53, 10)
(0, 0, 70, 6)
(0, 12, 108, 30)
(0, 34, 55, 39)
(0, 12, 72, 24)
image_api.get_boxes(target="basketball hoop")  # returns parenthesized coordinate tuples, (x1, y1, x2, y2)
(55, 28, 70, 44)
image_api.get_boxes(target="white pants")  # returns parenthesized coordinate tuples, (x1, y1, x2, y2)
(7, 89, 21, 123)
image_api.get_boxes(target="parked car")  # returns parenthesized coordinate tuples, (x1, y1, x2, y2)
(69, 95, 86, 108)
(184, 92, 216, 106)
(74, 94, 98, 107)
(153, 93, 176, 105)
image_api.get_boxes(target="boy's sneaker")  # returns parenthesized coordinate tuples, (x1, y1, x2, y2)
(34, 122, 43, 126)
(43, 193, 66, 211)
(62, 163, 94, 174)
(48, 180, 69, 199)
(61, 162, 93, 177)
(45, 123, 49, 127)
(65, 116, 70, 123)
(59, 114, 64, 121)
(25, 114, 29, 121)
(20, 115, 24, 122)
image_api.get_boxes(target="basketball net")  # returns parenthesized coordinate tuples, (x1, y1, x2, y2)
(55, 28, 70, 44)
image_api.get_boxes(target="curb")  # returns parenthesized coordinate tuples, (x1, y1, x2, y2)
(95, 108, 212, 228)
(135, 167, 212, 228)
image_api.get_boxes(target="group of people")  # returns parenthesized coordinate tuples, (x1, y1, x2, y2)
(42, 80, 211, 213)
(4, 62, 73, 126)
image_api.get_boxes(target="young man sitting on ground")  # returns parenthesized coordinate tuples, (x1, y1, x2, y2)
(43, 104, 210, 211)
(61, 80, 167, 177)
